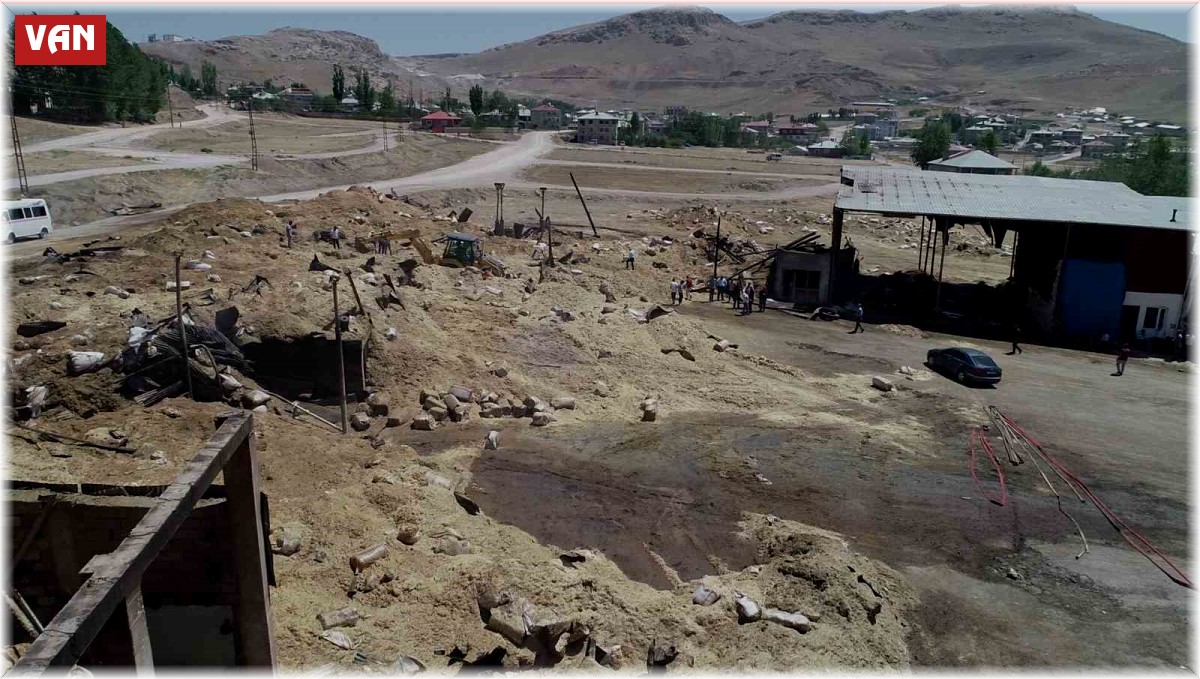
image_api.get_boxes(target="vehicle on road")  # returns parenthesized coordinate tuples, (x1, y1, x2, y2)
(2, 199, 52, 243)
(766, 153, 783, 161)
(926, 347, 1002, 385)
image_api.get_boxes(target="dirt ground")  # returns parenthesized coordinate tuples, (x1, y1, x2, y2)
(25, 134, 490, 227)
(546, 147, 873, 177)
(23, 150, 156, 175)
(6, 187, 928, 671)
(9, 116, 101, 145)
(519, 165, 810, 195)
(3, 132, 1189, 671)
(139, 115, 381, 155)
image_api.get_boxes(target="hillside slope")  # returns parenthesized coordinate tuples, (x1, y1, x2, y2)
(141, 6, 1188, 119)
(140, 28, 454, 97)
(416, 5, 1187, 118)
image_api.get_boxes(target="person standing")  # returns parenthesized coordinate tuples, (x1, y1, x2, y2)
(1008, 323, 1023, 355)
(330, 226, 344, 250)
(626, 248, 637, 270)
(1115, 343, 1131, 376)
(684, 276, 694, 301)
(669, 279, 679, 305)
(758, 285, 767, 312)
(717, 277, 727, 301)
(285, 221, 296, 248)
(850, 302, 865, 333)
(741, 282, 753, 316)
(708, 276, 717, 302)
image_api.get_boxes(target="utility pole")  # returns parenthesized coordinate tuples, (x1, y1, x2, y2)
(166, 83, 175, 128)
(174, 254, 194, 400)
(332, 275, 349, 434)
(712, 211, 722, 279)
(246, 97, 259, 170)
(10, 116, 29, 196)
(381, 116, 389, 152)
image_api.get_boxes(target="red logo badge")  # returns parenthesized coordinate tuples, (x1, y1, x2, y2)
(14, 15, 106, 66)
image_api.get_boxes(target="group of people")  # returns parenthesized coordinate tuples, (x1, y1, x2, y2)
(704, 276, 766, 315)
(668, 277, 695, 305)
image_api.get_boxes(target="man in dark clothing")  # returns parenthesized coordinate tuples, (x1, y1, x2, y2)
(708, 277, 716, 302)
(850, 303, 865, 333)
(758, 286, 767, 312)
(1115, 343, 1131, 376)
(1007, 324, 1023, 355)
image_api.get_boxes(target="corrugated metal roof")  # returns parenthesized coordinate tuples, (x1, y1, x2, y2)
(927, 150, 1015, 170)
(835, 167, 1191, 231)
(808, 140, 840, 149)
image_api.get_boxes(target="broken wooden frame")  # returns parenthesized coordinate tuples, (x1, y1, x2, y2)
(11, 412, 276, 673)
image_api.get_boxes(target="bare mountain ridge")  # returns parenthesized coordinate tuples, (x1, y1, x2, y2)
(140, 6, 1187, 119)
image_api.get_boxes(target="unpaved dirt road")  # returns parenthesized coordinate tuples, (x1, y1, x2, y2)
(466, 299, 1189, 668)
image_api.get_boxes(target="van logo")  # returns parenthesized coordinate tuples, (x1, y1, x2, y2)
(14, 15, 106, 66)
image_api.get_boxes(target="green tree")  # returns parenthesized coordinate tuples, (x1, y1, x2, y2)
(840, 131, 871, 156)
(200, 61, 217, 97)
(378, 82, 397, 116)
(911, 121, 951, 168)
(468, 84, 484, 116)
(9, 19, 164, 123)
(978, 129, 1000, 155)
(331, 65, 346, 101)
(440, 87, 453, 111)
(179, 63, 196, 92)
(353, 69, 375, 110)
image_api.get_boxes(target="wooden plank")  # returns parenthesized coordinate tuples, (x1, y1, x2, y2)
(125, 586, 154, 675)
(222, 428, 278, 667)
(12, 414, 254, 672)
(343, 270, 373, 328)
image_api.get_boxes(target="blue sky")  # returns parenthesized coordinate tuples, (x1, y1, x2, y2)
(2, 4, 1191, 54)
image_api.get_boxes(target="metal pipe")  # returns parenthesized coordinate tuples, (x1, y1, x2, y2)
(712, 212, 722, 279)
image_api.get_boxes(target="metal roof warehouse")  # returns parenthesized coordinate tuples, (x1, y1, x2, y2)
(835, 167, 1189, 231)
(818, 166, 1194, 346)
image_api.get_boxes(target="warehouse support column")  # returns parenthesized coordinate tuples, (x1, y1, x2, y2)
(934, 217, 950, 310)
(829, 207, 844, 303)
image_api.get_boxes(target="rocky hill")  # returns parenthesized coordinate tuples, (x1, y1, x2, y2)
(140, 28, 453, 96)
(141, 6, 1188, 119)
(413, 5, 1187, 119)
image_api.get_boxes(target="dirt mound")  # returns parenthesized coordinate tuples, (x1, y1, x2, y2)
(6, 186, 926, 671)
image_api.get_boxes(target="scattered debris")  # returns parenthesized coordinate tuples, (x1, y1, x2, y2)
(871, 376, 895, 392)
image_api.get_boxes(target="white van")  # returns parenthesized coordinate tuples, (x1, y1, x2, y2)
(2, 199, 52, 243)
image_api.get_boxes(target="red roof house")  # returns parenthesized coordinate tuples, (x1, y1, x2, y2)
(420, 110, 462, 133)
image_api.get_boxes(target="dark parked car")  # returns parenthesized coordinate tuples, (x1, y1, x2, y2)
(926, 347, 1002, 385)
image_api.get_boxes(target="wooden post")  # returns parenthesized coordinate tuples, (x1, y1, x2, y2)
(332, 277, 348, 434)
(569, 173, 599, 238)
(125, 587, 154, 675)
(1009, 230, 1019, 280)
(540, 187, 554, 267)
(935, 219, 949, 310)
(222, 418, 278, 667)
(174, 254, 193, 399)
(917, 216, 927, 272)
(829, 208, 844, 303)
(712, 212, 722, 279)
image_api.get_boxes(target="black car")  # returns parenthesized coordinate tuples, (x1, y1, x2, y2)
(926, 347, 1002, 385)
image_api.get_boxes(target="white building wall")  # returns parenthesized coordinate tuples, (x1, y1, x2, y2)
(1123, 291, 1185, 339)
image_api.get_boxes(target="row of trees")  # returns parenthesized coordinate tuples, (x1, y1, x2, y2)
(616, 111, 792, 150)
(8, 19, 167, 122)
(1025, 135, 1188, 197)
(167, 60, 218, 97)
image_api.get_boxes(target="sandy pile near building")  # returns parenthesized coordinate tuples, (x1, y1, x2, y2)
(6, 186, 925, 671)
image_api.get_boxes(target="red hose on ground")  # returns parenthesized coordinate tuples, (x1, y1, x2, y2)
(968, 427, 1008, 507)
(997, 411, 1192, 589)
